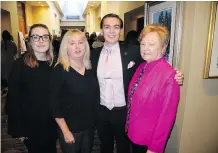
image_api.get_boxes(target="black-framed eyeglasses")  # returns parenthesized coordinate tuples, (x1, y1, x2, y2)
(30, 34, 50, 42)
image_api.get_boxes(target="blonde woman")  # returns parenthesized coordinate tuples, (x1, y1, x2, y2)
(6, 24, 57, 153)
(50, 30, 99, 153)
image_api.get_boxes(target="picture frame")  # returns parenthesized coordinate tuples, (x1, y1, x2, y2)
(144, 1, 183, 68)
(203, 2, 218, 79)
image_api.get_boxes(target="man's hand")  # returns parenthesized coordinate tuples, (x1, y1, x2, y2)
(146, 149, 157, 153)
(16, 137, 28, 142)
(174, 68, 184, 85)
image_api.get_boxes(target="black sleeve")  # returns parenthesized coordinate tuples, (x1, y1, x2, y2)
(50, 64, 65, 118)
(6, 58, 25, 137)
(134, 45, 144, 67)
(13, 42, 18, 55)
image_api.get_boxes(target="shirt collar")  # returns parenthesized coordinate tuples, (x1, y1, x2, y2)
(103, 42, 119, 51)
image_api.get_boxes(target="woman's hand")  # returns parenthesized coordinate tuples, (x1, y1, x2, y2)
(55, 118, 75, 144)
(63, 130, 75, 144)
(16, 137, 28, 142)
(174, 68, 184, 85)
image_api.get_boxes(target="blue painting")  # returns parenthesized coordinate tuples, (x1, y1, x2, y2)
(152, 8, 172, 62)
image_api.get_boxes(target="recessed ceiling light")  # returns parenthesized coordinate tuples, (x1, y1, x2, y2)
(41, 4, 44, 6)
(38, 2, 41, 3)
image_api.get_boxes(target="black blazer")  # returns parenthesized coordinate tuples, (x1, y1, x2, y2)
(91, 43, 143, 101)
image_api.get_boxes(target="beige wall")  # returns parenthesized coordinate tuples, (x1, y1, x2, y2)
(86, 5, 101, 33)
(86, 12, 90, 32)
(94, 5, 101, 33)
(100, 1, 108, 18)
(1, 11, 12, 35)
(25, 2, 33, 32)
(32, 6, 50, 29)
(117, 1, 144, 40)
(124, 9, 144, 37)
(1, 1, 19, 45)
(166, 2, 218, 153)
(25, 2, 61, 35)
(89, 9, 95, 33)
(46, 1, 61, 35)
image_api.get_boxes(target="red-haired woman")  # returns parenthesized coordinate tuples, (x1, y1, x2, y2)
(126, 24, 180, 153)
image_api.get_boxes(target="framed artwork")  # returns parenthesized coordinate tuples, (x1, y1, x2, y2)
(203, 2, 218, 78)
(144, 1, 183, 68)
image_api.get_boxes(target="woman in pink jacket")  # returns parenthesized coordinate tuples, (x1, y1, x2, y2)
(126, 24, 180, 153)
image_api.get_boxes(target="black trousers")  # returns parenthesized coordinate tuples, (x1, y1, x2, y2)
(58, 128, 94, 153)
(131, 141, 148, 153)
(96, 105, 130, 153)
(24, 136, 57, 153)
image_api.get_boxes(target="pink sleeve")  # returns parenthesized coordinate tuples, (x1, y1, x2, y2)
(148, 76, 180, 153)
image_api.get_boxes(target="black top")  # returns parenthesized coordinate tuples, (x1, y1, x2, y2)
(50, 64, 99, 133)
(6, 58, 56, 139)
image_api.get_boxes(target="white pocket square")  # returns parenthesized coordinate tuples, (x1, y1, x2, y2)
(127, 61, 135, 69)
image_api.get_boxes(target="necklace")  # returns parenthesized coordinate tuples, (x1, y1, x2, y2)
(71, 64, 85, 75)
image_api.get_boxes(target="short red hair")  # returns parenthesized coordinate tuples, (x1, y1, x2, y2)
(139, 24, 169, 46)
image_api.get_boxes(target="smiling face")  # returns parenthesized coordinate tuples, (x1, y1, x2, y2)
(30, 27, 50, 54)
(67, 35, 85, 60)
(140, 32, 166, 63)
(101, 17, 122, 44)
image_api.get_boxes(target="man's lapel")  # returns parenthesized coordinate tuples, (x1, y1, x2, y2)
(119, 44, 128, 78)
(119, 43, 130, 100)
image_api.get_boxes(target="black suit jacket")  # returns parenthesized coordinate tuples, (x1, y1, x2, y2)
(91, 43, 143, 102)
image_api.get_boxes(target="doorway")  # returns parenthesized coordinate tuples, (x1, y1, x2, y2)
(1, 9, 12, 36)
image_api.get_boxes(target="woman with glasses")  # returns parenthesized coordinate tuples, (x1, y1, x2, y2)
(6, 24, 57, 153)
(50, 30, 99, 153)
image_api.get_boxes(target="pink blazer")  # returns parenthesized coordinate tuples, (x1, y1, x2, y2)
(127, 57, 180, 153)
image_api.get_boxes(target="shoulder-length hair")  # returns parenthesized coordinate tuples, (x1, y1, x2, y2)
(57, 29, 91, 72)
(24, 24, 53, 68)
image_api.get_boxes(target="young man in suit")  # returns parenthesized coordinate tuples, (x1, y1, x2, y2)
(91, 13, 183, 153)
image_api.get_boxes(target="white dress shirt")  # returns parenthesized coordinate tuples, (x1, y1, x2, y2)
(97, 43, 126, 110)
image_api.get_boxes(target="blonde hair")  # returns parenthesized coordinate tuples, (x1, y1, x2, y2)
(139, 24, 169, 46)
(24, 24, 53, 67)
(57, 29, 91, 71)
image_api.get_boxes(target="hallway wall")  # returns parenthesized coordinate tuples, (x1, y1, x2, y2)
(1, 1, 19, 45)
(1, 10, 12, 35)
(46, 1, 62, 35)
(165, 2, 218, 153)
(117, 1, 144, 40)
(25, 2, 33, 31)
(85, 1, 144, 40)
(32, 6, 50, 29)
(1, 1, 62, 44)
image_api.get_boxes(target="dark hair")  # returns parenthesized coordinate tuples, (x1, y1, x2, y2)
(124, 30, 139, 46)
(100, 13, 123, 29)
(24, 24, 53, 68)
(85, 32, 89, 36)
(2, 30, 12, 50)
